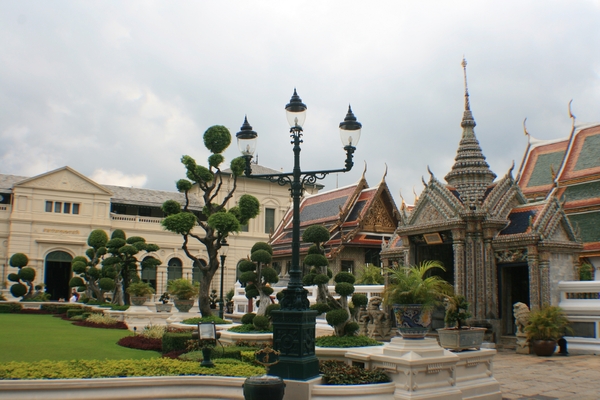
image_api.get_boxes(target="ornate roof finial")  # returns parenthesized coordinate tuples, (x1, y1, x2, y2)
(523, 118, 529, 136)
(462, 57, 470, 111)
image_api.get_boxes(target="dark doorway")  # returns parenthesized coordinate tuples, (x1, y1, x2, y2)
(415, 244, 455, 285)
(498, 263, 530, 335)
(45, 251, 73, 301)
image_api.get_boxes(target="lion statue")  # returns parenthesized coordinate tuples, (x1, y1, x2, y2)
(358, 296, 391, 340)
(513, 302, 530, 336)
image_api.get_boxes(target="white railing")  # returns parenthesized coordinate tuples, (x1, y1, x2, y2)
(110, 214, 164, 224)
(558, 280, 600, 355)
(231, 282, 385, 315)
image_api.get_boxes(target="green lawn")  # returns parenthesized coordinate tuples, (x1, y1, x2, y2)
(0, 314, 160, 362)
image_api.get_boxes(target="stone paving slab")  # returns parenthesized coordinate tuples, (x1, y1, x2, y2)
(493, 350, 600, 400)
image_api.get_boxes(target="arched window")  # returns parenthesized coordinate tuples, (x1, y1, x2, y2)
(192, 259, 207, 283)
(141, 256, 158, 289)
(167, 258, 183, 281)
(45, 251, 73, 301)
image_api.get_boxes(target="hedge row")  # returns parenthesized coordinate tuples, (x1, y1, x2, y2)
(0, 358, 265, 380)
(40, 304, 83, 314)
(162, 332, 193, 353)
(0, 303, 23, 313)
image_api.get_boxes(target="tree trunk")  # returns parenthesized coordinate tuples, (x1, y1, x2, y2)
(112, 276, 124, 306)
(316, 266, 331, 304)
(256, 290, 271, 316)
(199, 268, 217, 317)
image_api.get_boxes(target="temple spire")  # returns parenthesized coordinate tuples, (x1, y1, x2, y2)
(462, 57, 470, 111)
(445, 58, 496, 207)
(460, 57, 476, 132)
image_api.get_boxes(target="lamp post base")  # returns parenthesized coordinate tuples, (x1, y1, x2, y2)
(269, 308, 320, 380)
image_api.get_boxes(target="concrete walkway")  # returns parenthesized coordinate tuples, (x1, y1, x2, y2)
(493, 350, 600, 399)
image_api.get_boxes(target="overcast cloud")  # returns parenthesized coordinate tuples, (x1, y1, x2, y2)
(2, 1, 600, 205)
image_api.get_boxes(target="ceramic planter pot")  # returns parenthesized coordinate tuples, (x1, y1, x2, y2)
(130, 296, 148, 306)
(531, 339, 557, 356)
(392, 304, 431, 339)
(155, 303, 173, 312)
(437, 327, 486, 351)
(174, 299, 194, 313)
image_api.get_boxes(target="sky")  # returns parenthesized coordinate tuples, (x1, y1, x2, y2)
(2, 1, 600, 206)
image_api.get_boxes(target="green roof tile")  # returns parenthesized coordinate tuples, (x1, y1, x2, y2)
(527, 151, 565, 187)
(564, 181, 600, 201)
(568, 212, 600, 243)
(575, 134, 600, 171)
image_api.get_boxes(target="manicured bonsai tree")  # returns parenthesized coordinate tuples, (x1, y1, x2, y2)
(161, 125, 261, 317)
(102, 230, 161, 305)
(238, 242, 279, 316)
(444, 295, 472, 329)
(301, 225, 333, 304)
(70, 229, 116, 302)
(159, 292, 171, 304)
(301, 224, 361, 336)
(8, 253, 36, 299)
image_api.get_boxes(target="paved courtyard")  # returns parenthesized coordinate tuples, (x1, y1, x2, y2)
(493, 350, 600, 399)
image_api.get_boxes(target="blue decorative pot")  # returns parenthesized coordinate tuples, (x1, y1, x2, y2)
(392, 304, 431, 339)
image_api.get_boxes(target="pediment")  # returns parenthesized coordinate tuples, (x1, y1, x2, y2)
(362, 196, 397, 232)
(548, 223, 570, 242)
(411, 200, 446, 225)
(15, 166, 112, 195)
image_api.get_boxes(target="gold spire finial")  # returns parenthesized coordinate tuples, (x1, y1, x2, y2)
(462, 57, 470, 111)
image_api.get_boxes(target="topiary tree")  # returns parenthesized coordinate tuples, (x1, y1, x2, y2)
(238, 242, 279, 316)
(101, 230, 161, 305)
(161, 125, 260, 317)
(8, 253, 36, 300)
(70, 230, 116, 302)
(301, 225, 333, 304)
(301, 224, 360, 336)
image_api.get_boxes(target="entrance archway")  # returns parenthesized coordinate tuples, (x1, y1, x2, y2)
(45, 251, 73, 301)
(498, 263, 530, 335)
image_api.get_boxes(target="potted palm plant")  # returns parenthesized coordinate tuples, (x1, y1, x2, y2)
(437, 295, 486, 350)
(383, 260, 453, 339)
(525, 305, 571, 356)
(167, 278, 199, 312)
(126, 281, 155, 306)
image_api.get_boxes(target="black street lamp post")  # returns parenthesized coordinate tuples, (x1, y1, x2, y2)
(218, 238, 229, 319)
(236, 89, 361, 380)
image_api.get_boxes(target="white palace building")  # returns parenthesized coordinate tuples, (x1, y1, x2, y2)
(0, 165, 317, 301)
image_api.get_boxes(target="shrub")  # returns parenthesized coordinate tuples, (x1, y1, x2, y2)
(141, 325, 167, 339)
(315, 335, 383, 348)
(162, 332, 193, 353)
(319, 360, 390, 385)
(344, 322, 360, 336)
(580, 263, 593, 281)
(40, 304, 82, 314)
(0, 358, 265, 379)
(326, 309, 349, 327)
(228, 324, 272, 333)
(118, 335, 162, 351)
(310, 303, 331, 315)
(86, 313, 119, 325)
(265, 304, 280, 319)
(181, 316, 231, 325)
(67, 309, 85, 319)
(241, 313, 256, 325)
(0, 303, 22, 313)
(253, 315, 270, 330)
(72, 319, 128, 329)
